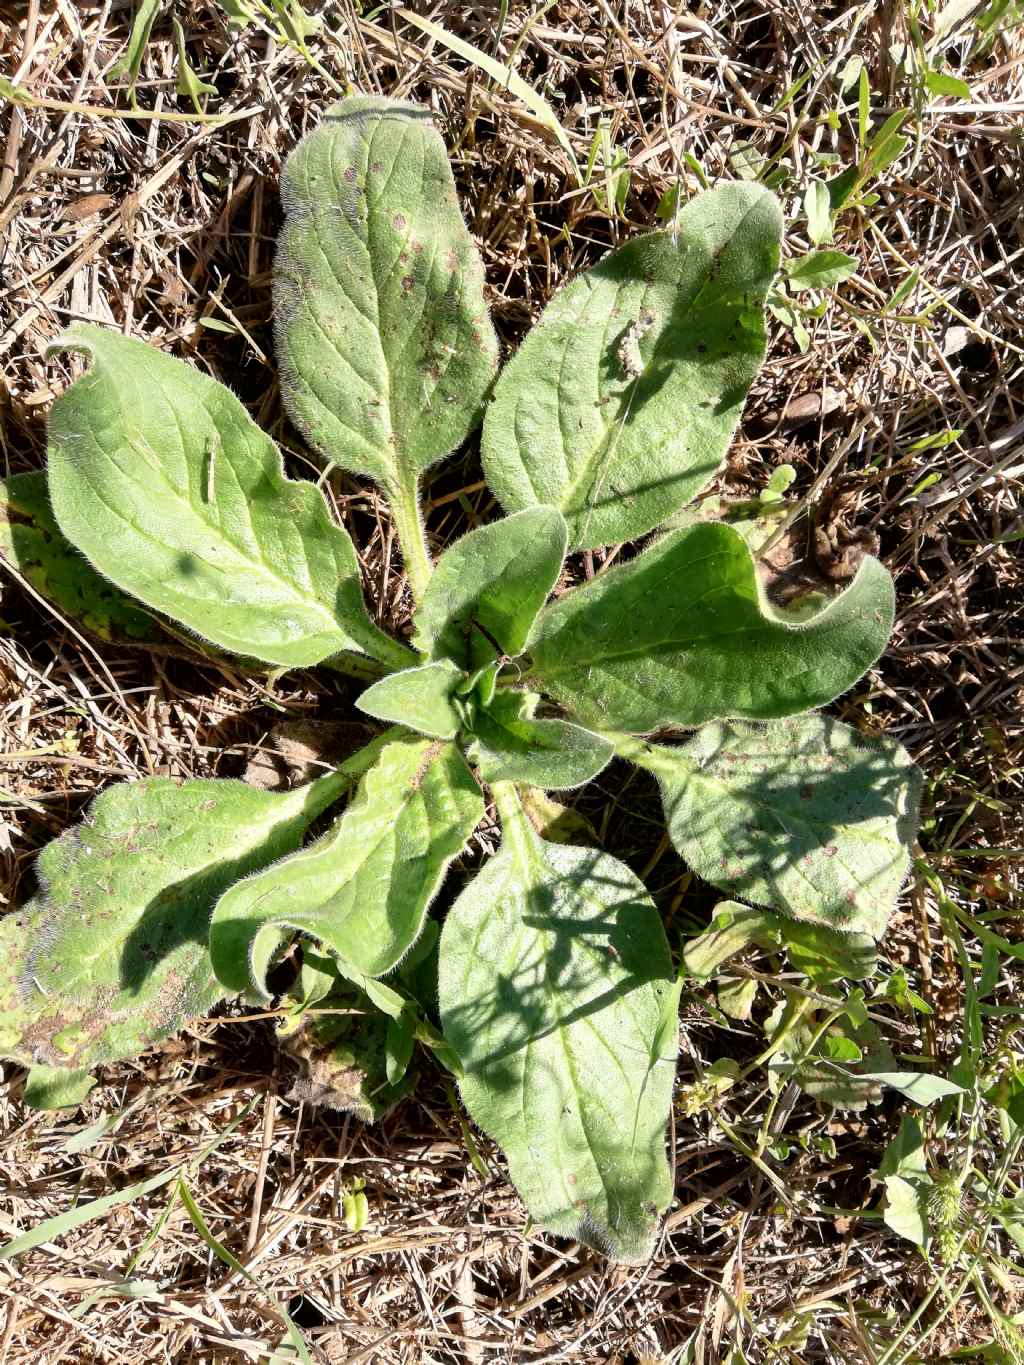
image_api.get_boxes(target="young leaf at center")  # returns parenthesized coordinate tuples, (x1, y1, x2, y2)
(438, 786, 676, 1263)
(466, 690, 613, 789)
(356, 660, 464, 739)
(412, 506, 568, 669)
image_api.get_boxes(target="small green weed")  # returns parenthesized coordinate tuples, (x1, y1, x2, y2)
(106, 0, 333, 107)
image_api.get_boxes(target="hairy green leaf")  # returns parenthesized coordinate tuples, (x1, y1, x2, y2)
(0, 471, 157, 643)
(530, 522, 895, 731)
(661, 493, 789, 556)
(883, 1175, 929, 1249)
(24, 1065, 96, 1111)
(466, 691, 613, 789)
(438, 787, 675, 1262)
(516, 787, 600, 844)
(385, 1009, 416, 1086)
(682, 901, 776, 979)
(46, 325, 409, 671)
(356, 660, 463, 739)
(412, 507, 568, 668)
(482, 184, 782, 550)
(0, 767, 354, 1075)
(641, 717, 920, 939)
(210, 734, 484, 990)
(776, 917, 878, 983)
(785, 249, 858, 291)
(274, 96, 498, 491)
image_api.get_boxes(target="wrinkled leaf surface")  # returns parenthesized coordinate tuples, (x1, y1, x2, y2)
(467, 691, 613, 789)
(529, 522, 894, 731)
(482, 184, 782, 549)
(211, 734, 483, 988)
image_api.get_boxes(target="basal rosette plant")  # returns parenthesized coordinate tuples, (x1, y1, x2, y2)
(0, 96, 922, 1262)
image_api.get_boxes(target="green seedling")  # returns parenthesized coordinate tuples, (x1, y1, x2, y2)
(1, 96, 924, 1264)
(582, 118, 631, 218)
(109, 1, 330, 112)
(173, 19, 217, 114)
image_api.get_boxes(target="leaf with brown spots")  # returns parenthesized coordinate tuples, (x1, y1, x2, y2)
(46, 326, 411, 671)
(281, 986, 414, 1122)
(274, 96, 498, 493)
(481, 184, 782, 550)
(0, 763, 363, 1089)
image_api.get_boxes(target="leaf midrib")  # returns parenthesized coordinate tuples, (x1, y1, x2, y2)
(552, 195, 769, 521)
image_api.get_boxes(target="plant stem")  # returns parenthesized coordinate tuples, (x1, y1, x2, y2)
(300, 729, 401, 816)
(385, 474, 433, 606)
(490, 782, 536, 866)
(361, 630, 422, 673)
(0, 79, 264, 126)
(490, 780, 524, 829)
(321, 651, 392, 684)
(602, 730, 666, 771)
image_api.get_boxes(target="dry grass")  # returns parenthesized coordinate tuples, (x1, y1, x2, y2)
(1, 1, 1023, 1361)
